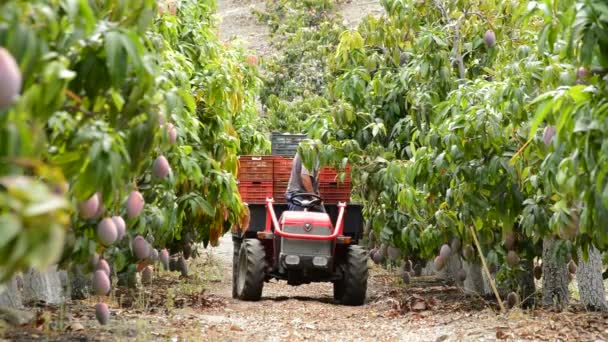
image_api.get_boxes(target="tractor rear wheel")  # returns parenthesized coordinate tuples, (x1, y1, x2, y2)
(236, 239, 266, 301)
(231, 235, 242, 299)
(334, 245, 368, 306)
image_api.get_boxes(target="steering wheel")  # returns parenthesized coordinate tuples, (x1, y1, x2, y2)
(289, 192, 323, 208)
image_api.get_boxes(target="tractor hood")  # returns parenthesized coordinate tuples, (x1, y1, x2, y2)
(279, 211, 332, 228)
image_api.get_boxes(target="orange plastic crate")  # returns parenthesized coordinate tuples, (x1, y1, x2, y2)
(319, 181, 351, 203)
(237, 156, 274, 182)
(273, 157, 292, 182)
(319, 165, 351, 182)
(238, 181, 273, 203)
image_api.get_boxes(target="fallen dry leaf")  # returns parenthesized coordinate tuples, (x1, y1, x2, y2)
(67, 322, 84, 332)
(230, 325, 243, 331)
(412, 300, 427, 311)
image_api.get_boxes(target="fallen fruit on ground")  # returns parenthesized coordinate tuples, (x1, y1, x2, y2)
(506, 292, 520, 308)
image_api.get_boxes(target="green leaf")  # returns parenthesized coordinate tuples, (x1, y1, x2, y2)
(105, 31, 128, 87)
(23, 196, 69, 217)
(0, 214, 21, 249)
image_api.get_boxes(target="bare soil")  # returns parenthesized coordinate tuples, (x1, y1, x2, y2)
(216, 0, 271, 56)
(4, 232, 607, 341)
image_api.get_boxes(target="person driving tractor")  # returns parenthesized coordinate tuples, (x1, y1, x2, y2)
(285, 152, 326, 213)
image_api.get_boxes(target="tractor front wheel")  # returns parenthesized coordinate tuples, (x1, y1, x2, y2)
(334, 245, 368, 306)
(236, 239, 266, 301)
(231, 235, 242, 299)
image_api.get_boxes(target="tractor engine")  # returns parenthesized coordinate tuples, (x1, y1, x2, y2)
(277, 211, 334, 277)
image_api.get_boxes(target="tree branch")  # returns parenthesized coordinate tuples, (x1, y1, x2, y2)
(62, 105, 100, 118)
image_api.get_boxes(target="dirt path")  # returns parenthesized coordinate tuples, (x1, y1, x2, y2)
(201, 233, 491, 342)
(215, 0, 385, 56)
(216, 0, 271, 56)
(193, 233, 607, 342)
(337, 0, 385, 28)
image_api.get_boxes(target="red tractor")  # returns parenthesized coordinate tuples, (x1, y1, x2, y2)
(232, 193, 368, 305)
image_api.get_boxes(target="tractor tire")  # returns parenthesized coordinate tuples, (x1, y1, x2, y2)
(334, 245, 368, 306)
(333, 280, 345, 301)
(236, 239, 266, 301)
(232, 235, 242, 299)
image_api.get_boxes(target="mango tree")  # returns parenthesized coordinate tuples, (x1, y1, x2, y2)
(0, 0, 266, 318)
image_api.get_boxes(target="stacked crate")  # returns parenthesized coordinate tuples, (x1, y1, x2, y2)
(237, 156, 274, 204)
(318, 165, 351, 203)
(272, 157, 351, 204)
(237, 133, 352, 204)
(272, 157, 293, 201)
(271, 132, 306, 157)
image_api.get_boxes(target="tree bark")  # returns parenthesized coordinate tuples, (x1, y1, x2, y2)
(0, 275, 23, 308)
(463, 260, 485, 295)
(434, 253, 462, 283)
(518, 259, 537, 308)
(542, 237, 570, 309)
(69, 265, 91, 300)
(577, 245, 607, 311)
(22, 266, 65, 305)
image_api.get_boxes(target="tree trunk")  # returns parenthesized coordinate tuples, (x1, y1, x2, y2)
(69, 265, 91, 300)
(0, 275, 23, 308)
(518, 259, 537, 308)
(542, 237, 569, 309)
(22, 266, 65, 305)
(577, 245, 607, 311)
(434, 253, 462, 283)
(463, 260, 485, 295)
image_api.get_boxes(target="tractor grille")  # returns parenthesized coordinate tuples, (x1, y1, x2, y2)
(280, 225, 332, 256)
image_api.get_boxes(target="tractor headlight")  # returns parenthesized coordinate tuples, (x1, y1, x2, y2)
(285, 255, 300, 265)
(312, 256, 328, 267)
